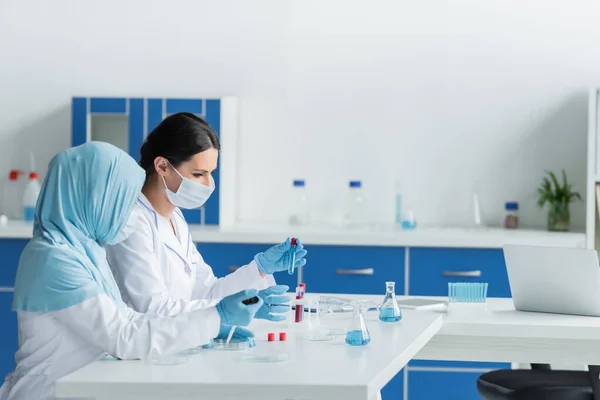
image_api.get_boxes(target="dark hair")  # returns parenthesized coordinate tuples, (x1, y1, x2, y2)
(139, 112, 220, 178)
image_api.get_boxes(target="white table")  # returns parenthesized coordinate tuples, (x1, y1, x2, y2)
(56, 295, 600, 400)
(56, 305, 442, 400)
(418, 297, 600, 366)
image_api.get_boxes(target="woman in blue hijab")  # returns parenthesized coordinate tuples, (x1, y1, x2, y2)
(0, 142, 262, 400)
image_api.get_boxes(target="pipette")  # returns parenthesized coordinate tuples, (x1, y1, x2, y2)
(225, 326, 236, 344)
(225, 296, 259, 344)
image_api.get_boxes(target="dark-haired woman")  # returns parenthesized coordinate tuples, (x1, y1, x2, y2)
(105, 112, 306, 323)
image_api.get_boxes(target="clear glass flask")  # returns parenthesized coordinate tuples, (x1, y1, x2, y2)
(345, 303, 371, 346)
(379, 281, 402, 322)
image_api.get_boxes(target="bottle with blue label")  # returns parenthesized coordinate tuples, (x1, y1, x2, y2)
(23, 172, 40, 222)
(343, 180, 367, 228)
(289, 179, 309, 225)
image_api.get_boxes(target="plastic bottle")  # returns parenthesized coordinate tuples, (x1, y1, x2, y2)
(343, 180, 366, 228)
(3, 170, 23, 220)
(395, 180, 402, 226)
(504, 202, 519, 229)
(23, 172, 40, 222)
(289, 180, 309, 225)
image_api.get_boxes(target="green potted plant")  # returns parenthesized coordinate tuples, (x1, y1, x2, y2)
(537, 170, 581, 232)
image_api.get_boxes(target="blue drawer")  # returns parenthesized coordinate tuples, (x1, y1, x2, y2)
(408, 369, 483, 400)
(409, 248, 510, 298)
(304, 246, 405, 295)
(0, 292, 17, 380)
(195, 243, 298, 289)
(381, 368, 404, 400)
(0, 239, 29, 287)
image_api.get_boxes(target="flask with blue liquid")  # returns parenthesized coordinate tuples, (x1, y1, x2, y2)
(345, 302, 371, 346)
(379, 281, 402, 322)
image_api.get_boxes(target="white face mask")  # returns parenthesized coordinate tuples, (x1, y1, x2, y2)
(163, 161, 214, 210)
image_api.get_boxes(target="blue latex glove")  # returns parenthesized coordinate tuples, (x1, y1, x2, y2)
(254, 238, 308, 275)
(216, 289, 263, 326)
(255, 285, 291, 321)
(215, 324, 255, 341)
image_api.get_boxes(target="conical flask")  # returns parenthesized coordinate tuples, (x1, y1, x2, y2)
(345, 302, 371, 346)
(379, 281, 402, 322)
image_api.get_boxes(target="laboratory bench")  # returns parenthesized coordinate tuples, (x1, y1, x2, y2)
(55, 296, 600, 400)
(0, 221, 587, 399)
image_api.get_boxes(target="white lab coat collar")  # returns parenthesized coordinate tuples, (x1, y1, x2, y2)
(137, 194, 192, 274)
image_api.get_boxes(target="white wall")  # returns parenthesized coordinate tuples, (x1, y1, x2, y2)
(1, 0, 598, 230)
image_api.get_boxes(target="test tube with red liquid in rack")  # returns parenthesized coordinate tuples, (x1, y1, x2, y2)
(294, 283, 306, 323)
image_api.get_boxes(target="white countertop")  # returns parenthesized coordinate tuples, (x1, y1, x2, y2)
(56, 294, 600, 399)
(56, 306, 442, 400)
(0, 220, 586, 248)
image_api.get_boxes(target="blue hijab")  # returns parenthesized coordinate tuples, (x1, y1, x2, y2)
(13, 142, 145, 312)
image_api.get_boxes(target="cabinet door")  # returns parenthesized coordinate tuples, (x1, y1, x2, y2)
(381, 369, 404, 400)
(409, 248, 510, 297)
(303, 246, 405, 295)
(196, 243, 298, 289)
(0, 291, 17, 380)
(0, 239, 29, 287)
(408, 369, 483, 400)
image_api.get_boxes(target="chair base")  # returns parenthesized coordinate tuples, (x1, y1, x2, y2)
(478, 369, 593, 400)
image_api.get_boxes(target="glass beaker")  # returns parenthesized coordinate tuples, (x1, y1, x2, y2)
(345, 303, 371, 346)
(379, 281, 402, 322)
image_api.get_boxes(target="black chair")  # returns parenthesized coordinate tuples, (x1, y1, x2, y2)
(477, 364, 600, 400)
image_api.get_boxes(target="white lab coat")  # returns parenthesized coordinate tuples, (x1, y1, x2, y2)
(0, 294, 220, 400)
(105, 194, 275, 316)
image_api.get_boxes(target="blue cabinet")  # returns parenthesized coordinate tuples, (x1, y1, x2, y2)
(196, 243, 298, 289)
(0, 239, 28, 287)
(381, 368, 404, 400)
(0, 291, 17, 380)
(407, 360, 511, 400)
(409, 247, 511, 298)
(408, 368, 484, 400)
(0, 239, 25, 380)
(303, 246, 405, 295)
(71, 97, 222, 225)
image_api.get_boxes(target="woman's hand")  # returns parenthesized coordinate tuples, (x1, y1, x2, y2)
(254, 238, 307, 275)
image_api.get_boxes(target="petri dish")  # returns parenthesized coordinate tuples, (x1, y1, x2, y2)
(319, 328, 346, 337)
(213, 338, 251, 351)
(301, 331, 337, 341)
(241, 352, 290, 363)
(303, 333, 337, 342)
(147, 355, 188, 365)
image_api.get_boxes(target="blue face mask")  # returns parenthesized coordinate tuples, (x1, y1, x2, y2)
(163, 161, 214, 210)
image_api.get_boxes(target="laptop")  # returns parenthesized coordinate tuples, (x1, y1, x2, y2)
(503, 244, 600, 317)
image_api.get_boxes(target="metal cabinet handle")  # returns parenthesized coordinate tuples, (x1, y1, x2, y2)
(335, 268, 374, 276)
(443, 270, 482, 277)
(0, 287, 14, 293)
(228, 266, 241, 272)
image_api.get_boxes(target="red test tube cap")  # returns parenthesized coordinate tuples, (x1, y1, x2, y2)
(267, 333, 275, 342)
(299, 283, 306, 289)
(291, 238, 297, 246)
(279, 332, 287, 341)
